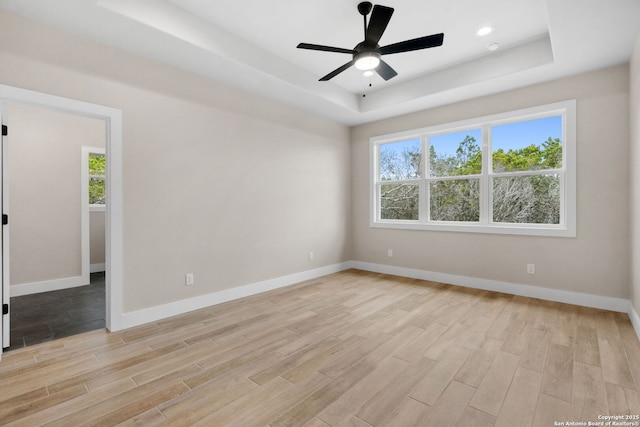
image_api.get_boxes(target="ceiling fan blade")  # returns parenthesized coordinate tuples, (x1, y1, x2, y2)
(319, 60, 356, 81)
(380, 33, 444, 55)
(365, 5, 394, 45)
(375, 59, 397, 81)
(297, 43, 353, 54)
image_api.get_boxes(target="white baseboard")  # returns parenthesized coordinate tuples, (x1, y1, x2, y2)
(628, 303, 640, 342)
(90, 263, 106, 273)
(10, 275, 90, 297)
(118, 260, 640, 341)
(350, 261, 630, 313)
(120, 262, 351, 330)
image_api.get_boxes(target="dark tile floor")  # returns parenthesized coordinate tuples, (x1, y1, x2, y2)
(6, 272, 105, 350)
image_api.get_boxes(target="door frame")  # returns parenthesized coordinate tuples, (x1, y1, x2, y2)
(0, 84, 123, 356)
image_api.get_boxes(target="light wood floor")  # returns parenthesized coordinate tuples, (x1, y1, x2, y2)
(1, 269, 640, 426)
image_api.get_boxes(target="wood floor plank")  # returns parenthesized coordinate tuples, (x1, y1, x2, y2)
(599, 336, 636, 388)
(1, 269, 639, 426)
(424, 380, 477, 427)
(393, 322, 448, 364)
(249, 335, 341, 385)
(541, 343, 574, 402)
(160, 352, 282, 422)
(45, 371, 193, 427)
(469, 350, 520, 416)
(318, 355, 409, 427)
(519, 323, 551, 372)
(624, 387, 640, 415)
(457, 407, 497, 427)
(190, 376, 292, 426)
(356, 356, 436, 426)
(572, 361, 608, 422)
(410, 345, 472, 406)
(455, 337, 503, 387)
(605, 382, 631, 415)
(379, 396, 431, 427)
(0, 384, 87, 425)
(117, 407, 167, 427)
(549, 301, 578, 348)
(501, 319, 530, 356)
(304, 417, 332, 427)
(270, 361, 375, 427)
(47, 342, 187, 394)
(575, 324, 601, 367)
(494, 367, 542, 427)
(532, 393, 572, 427)
(224, 373, 332, 427)
(280, 335, 365, 384)
(6, 377, 137, 426)
(486, 299, 521, 340)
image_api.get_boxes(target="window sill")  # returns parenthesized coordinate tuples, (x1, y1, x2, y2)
(370, 220, 575, 238)
(90, 205, 106, 213)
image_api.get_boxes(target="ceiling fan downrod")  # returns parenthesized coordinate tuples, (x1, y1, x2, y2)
(358, 2, 373, 37)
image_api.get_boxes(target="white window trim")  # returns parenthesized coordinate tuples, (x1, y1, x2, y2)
(370, 100, 576, 237)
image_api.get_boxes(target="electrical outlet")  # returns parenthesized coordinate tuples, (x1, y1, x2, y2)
(309, 252, 314, 261)
(388, 249, 393, 257)
(185, 273, 194, 286)
(527, 264, 535, 275)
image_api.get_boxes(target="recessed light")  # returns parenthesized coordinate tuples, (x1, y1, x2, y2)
(487, 42, 500, 51)
(477, 26, 493, 36)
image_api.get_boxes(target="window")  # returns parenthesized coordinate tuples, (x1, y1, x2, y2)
(371, 100, 576, 237)
(82, 147, 106, 212)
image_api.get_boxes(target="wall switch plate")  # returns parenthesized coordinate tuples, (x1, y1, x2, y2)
(185, 273, 194, 286)
(527, 264, 535, 274)
(309, 252, 314, 261)
(388, 249, 393, 257)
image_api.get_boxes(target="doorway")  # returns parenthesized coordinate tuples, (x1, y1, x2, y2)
(5, 103, 106, 349)
(0, 84, 123, 359)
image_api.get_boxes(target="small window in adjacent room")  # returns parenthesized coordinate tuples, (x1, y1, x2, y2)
(84, 148, 106, 212)
(370, 100, 576, 237)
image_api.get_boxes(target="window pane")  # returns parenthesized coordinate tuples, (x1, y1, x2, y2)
(430, 179, 480, 221)
(381, 183, 419, 220)
(89, 177, 106, 205)
(493, 174, 560, 224)
(379, 139, 421, 181)
(492, 116, 562, 172)
(429, 129, 481, 177)
(89, 153, 106, 175)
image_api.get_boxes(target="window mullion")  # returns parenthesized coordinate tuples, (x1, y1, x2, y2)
(420, 136, 428, 223)
(480, 125, 490, 225)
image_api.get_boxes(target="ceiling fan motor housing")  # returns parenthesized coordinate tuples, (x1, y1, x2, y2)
(357, 2, 373, 16)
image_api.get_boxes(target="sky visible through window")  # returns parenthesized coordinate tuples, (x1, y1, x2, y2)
(430, 129, 482, 157)
(492, 116, 562, 153)
(380, 115, 562, 159)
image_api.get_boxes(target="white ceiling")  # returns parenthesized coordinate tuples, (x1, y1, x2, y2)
(0, 0, 638, 125)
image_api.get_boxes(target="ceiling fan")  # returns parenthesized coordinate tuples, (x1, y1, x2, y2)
(297, 2, 444, 82)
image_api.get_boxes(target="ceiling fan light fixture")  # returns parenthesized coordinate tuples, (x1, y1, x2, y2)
(354, 51, 381, 70)
(363, 70, 374, 77)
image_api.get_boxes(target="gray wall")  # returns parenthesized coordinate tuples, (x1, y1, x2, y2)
(8, 103, 105, 286)
(351, 65, 630, 299)
(90, 211, 105, 268)
(0, 10, 352, 312)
